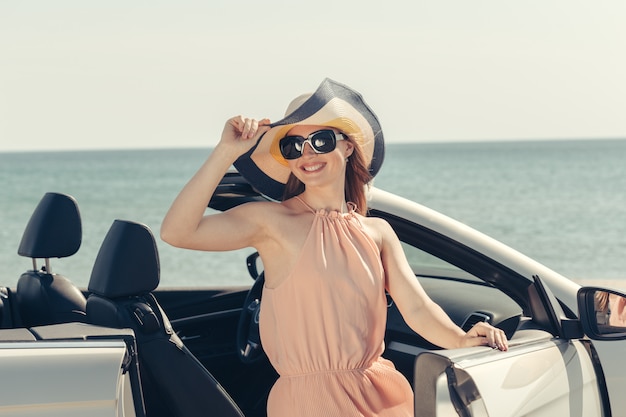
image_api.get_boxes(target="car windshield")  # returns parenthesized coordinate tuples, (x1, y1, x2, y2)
(401, 241, 484, 284)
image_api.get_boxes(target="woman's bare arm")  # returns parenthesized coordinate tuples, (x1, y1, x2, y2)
(160, 116, 270, 251)
(376, 218, 508, 351)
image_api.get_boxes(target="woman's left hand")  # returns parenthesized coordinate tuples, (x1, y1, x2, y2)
(462, 322, 509, 351)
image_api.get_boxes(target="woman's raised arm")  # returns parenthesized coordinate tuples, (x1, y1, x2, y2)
(160, 116, 270, 251)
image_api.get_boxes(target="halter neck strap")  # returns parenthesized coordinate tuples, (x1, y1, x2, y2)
(294, 196, 316, 213)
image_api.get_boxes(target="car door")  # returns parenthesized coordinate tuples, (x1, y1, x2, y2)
(413, 333, 603, 416)
(411, 276, 608, 417)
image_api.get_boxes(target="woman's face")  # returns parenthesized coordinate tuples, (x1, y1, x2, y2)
(284, 125, 354, 188)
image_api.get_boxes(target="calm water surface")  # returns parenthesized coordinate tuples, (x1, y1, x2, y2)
(1, 139, 625, 289)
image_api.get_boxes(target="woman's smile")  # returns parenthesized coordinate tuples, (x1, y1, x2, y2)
(301, 162, 325, 173)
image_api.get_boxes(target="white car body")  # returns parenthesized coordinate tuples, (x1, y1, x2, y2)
(0, 325, 137, 417)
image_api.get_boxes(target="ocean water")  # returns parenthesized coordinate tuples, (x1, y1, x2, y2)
(1, 139, 625, 289)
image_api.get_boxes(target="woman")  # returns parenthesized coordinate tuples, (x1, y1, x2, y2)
(596, 291, 626, 327)
(161, 79, 508, 417)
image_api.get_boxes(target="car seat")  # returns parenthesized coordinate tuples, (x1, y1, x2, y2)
(86, 219, 244, 417)
(15, 192, 87, 327)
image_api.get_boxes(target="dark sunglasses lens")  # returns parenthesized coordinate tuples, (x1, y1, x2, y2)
(279, 137, 303, 160)
(310, 130, 336, 153)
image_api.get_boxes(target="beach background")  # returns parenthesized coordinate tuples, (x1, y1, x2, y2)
(2, 3, 625, 291)
(1, 139, 624, 290)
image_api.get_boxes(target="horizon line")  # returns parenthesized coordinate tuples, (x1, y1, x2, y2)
(1, 136, 625, 154)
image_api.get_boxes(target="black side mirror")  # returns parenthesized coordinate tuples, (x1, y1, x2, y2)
(578, 287, 626, 341)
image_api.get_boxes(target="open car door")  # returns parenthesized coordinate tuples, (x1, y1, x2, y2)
(412, 276, 608, 417)
(414, 332, 603, 416)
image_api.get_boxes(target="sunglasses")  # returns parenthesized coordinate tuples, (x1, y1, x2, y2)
(278, 129, 346, 160)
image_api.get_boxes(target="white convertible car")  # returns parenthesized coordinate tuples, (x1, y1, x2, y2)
(1, 171, 625, 417)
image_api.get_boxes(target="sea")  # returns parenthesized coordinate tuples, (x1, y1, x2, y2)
(1, 139, 625, 290)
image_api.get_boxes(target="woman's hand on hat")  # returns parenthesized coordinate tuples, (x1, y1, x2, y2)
(219, 116, 271, 158)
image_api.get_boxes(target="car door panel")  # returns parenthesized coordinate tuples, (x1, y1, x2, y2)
(414, 330, 604, 416)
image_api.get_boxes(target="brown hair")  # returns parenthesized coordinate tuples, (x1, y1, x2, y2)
(282, 133, 372, 215)
(596, 291, 610, 312)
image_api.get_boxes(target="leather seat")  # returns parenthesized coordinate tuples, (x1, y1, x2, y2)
(15, 192, 87, 327)
(86, 219, 244, 417)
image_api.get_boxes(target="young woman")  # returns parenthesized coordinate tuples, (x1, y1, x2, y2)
(161, 79, 508, 417)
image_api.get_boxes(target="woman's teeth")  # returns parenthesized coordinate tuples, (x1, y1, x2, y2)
(303, 163, 323, 172)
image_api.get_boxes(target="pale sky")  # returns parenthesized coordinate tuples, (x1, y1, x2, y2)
(1, 1, 625, 152)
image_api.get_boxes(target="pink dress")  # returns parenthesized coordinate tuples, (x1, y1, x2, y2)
(259, 198, 414, 416)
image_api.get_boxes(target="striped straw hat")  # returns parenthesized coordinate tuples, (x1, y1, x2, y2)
(233, 78, 385, 200)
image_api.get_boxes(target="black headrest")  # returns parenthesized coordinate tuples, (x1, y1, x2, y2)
(18, 192, 82, 259)
(88, 220, 160, 298)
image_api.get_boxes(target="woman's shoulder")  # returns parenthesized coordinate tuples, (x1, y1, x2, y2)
(232, 199, 290, 219)
(360, 214, 392, 231)
(232, 197, 307, 223)
(359, 215, 405, 260)
(358, 215, 394, 249)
